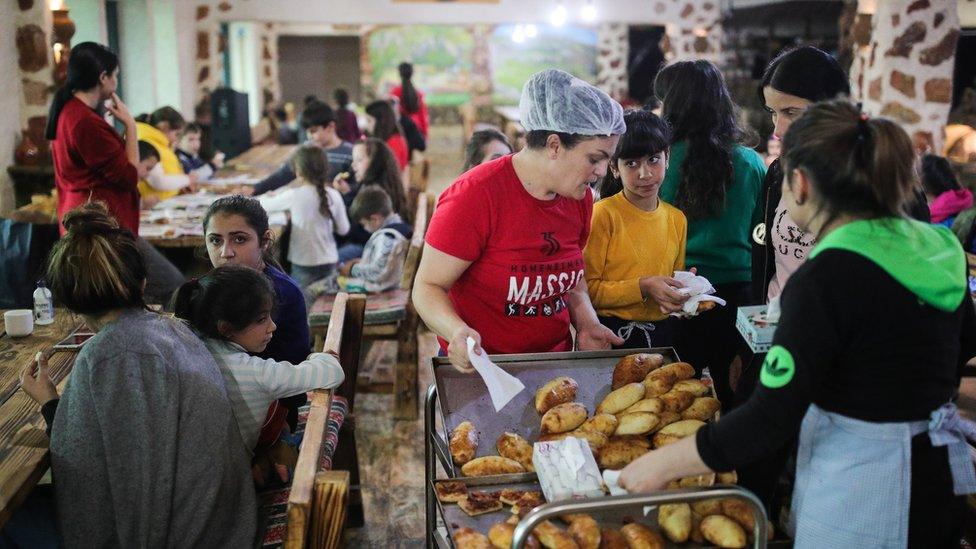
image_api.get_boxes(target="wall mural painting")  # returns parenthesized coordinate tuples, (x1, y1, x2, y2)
(490, 24, 597, 105)
(368, 25, 475, 106)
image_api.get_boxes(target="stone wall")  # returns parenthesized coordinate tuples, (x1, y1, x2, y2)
(596, 23, 629, 102)
(850, 0, 960, 153)
(15, 0, 54, 159)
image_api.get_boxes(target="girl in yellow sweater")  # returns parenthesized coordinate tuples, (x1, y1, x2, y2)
(584, 110, 690, 349)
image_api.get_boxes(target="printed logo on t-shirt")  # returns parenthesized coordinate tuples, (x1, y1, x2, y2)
(773, 209, 815, 260)
(541, 232, 562, 256)
(760, 345, 795, 389)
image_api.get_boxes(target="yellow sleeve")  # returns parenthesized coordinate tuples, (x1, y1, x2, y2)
(674, 209, 687, 273)
(583, 204, 644, 309)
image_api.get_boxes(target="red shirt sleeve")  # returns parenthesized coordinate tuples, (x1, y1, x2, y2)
(388, 135, 409, 169)
(72, 115, 138, 191)
(425, 177, 491, 262)
(417, 92, 430, 138)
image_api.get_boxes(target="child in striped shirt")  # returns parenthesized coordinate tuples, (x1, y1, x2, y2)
(172, 264, 345, 454)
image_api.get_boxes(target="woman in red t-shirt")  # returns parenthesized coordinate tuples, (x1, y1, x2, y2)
(365, 100, 409, 171)
(416, 69, 627, 371)
(390, 62, 429, 139)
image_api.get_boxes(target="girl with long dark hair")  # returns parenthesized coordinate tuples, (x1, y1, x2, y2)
(654, 60, 766, 410)
(391, 62, 430, 138)
(365, 100, 409, 170)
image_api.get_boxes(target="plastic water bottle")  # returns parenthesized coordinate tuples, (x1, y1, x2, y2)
(33, 280, 54, 325)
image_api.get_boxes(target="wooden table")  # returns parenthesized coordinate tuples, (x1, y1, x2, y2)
(0, 310, 82, 527)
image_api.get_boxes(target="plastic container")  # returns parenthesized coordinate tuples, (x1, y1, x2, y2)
(735, 305, 776, 353)
(33, 280, 54, 325)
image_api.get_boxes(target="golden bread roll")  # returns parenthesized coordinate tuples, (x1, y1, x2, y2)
(721, 498, 756, 531)
(672, 379, 710, 397)
(622, 398, 664, 415)
(650, 411, 682, 432)
(647, 362, 695, 383)
(658, 503, 692, 543)
(567, 514, 601, 549)
(460, 456, 526, 477)
(700, 515, 746, 548)
(536, 377, 579, 414)
(454, 526, 492, 549)
(620, 522, 665, 549)
(489, 522, 542, 549)
(717, 471, 738, 484)
(534, 520, 580, 549)
(691, 498, 724, 517)
(541, 402, 588, 434)
(652, 419, 705, 448)
(642, 373, 675, 398)
(561, 513, 589, 525)
(697, 300, 717, 313)
(579, 413, 619, 437)
(596, 383, 645, 415)
(497, 432, 535, 472)
(450, 421, 480, 465)
(598, 528, 629, 549)
(681, 397, 721, 421)
(659, 390, 695, 413)
(597, 436, 651, 469)
(611, 353, 664, 389)
(614, 412, 660, 436)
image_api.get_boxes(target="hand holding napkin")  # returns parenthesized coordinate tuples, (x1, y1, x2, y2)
(670, 271, 727, 318)
(466, 337, 524, 411)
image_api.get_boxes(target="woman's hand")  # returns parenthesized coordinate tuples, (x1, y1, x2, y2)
(20, 352, 59, 405)
(332, 172, 351, 194)
(448, 326, 482, 373)
(576, 322, 624, 350)
(618, 450, 671, 493)
(639, 276, 690, 314)
(106, 93, 135, 128)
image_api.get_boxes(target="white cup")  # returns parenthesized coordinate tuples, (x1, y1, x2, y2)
(4, 310, 34, 337)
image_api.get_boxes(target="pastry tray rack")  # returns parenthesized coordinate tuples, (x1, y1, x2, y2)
(428, 472, 776, 548)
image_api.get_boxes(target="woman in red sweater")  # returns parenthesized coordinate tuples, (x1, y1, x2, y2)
(390, 62, 429, 139)
(365, 100, 409, 171)
(45, 42, 184, 303)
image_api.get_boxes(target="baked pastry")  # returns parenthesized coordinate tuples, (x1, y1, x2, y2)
(434, 480, 468, 503)
(578, 413, 619, 437)
(700, 515, 746, 548)
(598, 528, 629, 549)
(597, 436, 651, 469)
(535, 377, 579, 414)
(642, 374, 675, 398)
(613, 412, 660, 436)
(541, 402, 588, 434)
(497, 432, 535, 471)
(646, 362, 695, 383)
(681, 397, 721, 421)
(652, 419, 705, 449)
(659, 390, 695, 413)
(511, 491, 546, 516)
(488, 522, 541, 549)
(697, 301, 717, 313)
(658, 503, 692, 543)
(458, 491, 503, 516)
(567, 514, 600, 549)
(620, 522, 665, 549)
(621, 398, 664, 415)
(611, 353, 664, 389)
(596, 383, 644, 415)
(460, 456, 526, 477)
(538, 428, 609, 454)
(650, 411, 682, 433)
(498, 489, 528, 506)
(450, 421, 480, 465)
(454, 526, 492, 549)
(533, 521, 579, 549)
(672, 379, 709, 397)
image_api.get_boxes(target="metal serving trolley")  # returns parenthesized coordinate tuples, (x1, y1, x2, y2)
(423, 348, 780, 548)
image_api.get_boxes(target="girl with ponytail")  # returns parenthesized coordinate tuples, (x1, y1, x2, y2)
(390, 61, 430, 138)
(16, 201, 257, 547)
(171, 264, 344, 484)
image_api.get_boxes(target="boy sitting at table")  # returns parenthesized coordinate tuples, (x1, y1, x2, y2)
(137, 141, 161, 209)
(176, 122, 224, 182)
(305, 187, 412, 301)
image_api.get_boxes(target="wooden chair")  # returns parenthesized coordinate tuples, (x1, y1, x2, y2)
(284, 292, 366, 548)
(407, 152, 431, 221)
(308, 194, 434, 420)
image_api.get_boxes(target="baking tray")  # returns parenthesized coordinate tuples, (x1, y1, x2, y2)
(432, 474, 782, 549)
(431, 348, 681, 477)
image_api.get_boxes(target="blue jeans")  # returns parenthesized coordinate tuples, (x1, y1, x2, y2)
(0, 484, 59, 548)
(289, 264, 336, 290)
(337, 243, 365, 265)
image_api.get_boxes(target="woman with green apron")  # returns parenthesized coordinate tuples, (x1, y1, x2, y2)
(618, 99, 976, 548)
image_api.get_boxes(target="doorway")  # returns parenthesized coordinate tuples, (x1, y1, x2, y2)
(278, 35, 362, 107)
(628, 26, 666, 105)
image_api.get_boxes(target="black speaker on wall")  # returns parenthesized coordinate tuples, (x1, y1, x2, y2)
(211, 88, 251, 160)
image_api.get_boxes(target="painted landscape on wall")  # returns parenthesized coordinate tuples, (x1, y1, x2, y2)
(369, 25, 475, 106)
(489, 24, 597, 104)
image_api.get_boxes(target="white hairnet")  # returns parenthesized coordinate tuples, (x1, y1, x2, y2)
(518, 69, 625, 136)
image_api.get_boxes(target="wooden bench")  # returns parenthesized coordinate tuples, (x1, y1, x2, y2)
(309, 194, 433, 420)
(282, 292, 366, 548)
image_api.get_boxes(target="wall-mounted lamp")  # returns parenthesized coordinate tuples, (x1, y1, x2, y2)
(50, 0, 76, 86)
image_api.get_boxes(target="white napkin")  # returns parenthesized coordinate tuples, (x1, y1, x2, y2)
(765, 295, 782, 323)
(602, 469, 627, 496)
(670, 271, 727, 318)
(467, 337, 524, 411)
